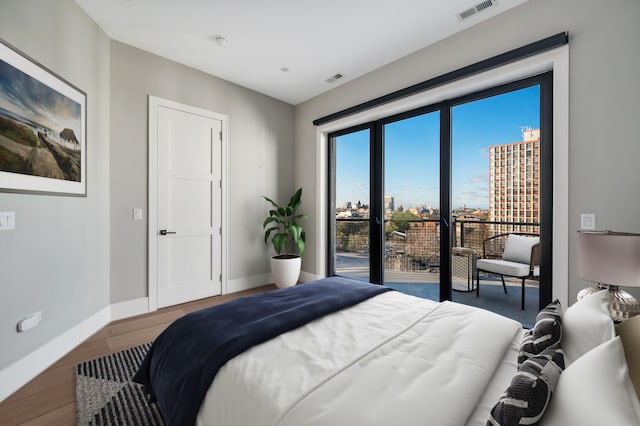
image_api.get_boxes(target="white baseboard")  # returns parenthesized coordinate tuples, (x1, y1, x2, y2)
(0, 306, 111, 402)
(226, 273, 272, 294)
(110, 297, 150, 321)
(226, 271, 322, 293)
(1, 273, 292, 402)
(0, 298, 152, 403)
(299, 270, 322, 283)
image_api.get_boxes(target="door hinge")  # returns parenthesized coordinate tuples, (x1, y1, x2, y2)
(219, 180, 222, 188)
(219, 227, 222, 235)
(219, 273, 222, 282)
(219, 131, 222, 141)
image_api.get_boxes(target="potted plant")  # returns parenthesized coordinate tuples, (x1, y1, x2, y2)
(262, 187, 308, 288)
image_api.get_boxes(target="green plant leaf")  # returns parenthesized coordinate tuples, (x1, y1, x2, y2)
(287, 223, 300, 241)
(272, 233, 288, 255)
(262, 196, 279, 209)
(297, 229, 306, 256)
(263, 226, 279, 244)
(289, 188, 302, 207)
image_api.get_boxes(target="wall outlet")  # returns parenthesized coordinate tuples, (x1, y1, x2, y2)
(580, 213, 596, 230)
(0, 211, 15, 231)
(133, 208, 143, 220)
(17, 311, 43, 332)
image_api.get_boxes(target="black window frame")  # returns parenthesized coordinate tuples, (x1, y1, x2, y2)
(328, 72, 553, 311)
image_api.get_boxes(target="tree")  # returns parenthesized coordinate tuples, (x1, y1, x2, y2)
(388, 211, 420, 235)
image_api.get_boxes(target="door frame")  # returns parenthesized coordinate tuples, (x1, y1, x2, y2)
(316, 45, 569, 308)
(147, 95, 228, 312)
(328, 75, 551, 309)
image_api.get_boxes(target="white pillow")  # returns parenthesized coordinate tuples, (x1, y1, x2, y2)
(562, 289, 614, 365)
(502, 234, 539, 264)
(543, 337, 640, 426)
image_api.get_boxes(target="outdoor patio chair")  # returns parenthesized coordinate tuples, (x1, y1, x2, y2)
(475, 233, 540, 310)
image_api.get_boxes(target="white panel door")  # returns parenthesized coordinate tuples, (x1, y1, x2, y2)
(157, 105, 222, 308)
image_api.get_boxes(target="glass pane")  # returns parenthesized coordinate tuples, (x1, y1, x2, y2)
(334, 129, 370, 281)
(451, 86, 540, 327)
(383, 112, 440, 302)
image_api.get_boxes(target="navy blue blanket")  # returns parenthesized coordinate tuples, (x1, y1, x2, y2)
(132, 276, 391, 426)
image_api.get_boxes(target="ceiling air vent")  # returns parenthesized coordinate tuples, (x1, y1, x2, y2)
(326, 73, 344, 84)
(475, 0, 495, 12)
(458, 7, 477, 20)
(458, 0, 497, 21)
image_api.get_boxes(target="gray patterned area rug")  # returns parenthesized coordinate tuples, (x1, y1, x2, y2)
(75, 342, 165, 425)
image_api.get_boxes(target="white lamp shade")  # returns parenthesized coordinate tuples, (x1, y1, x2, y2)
(576, 231, 640, 287)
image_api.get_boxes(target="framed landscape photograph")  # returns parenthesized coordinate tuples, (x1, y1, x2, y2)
(0, 38, 86, 196)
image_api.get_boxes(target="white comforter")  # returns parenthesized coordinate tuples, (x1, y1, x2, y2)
(196, 291, 522, 426)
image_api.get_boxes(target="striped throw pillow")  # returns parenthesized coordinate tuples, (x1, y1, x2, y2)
(518, 300, 563, 366)
(488, 343, 565, 426)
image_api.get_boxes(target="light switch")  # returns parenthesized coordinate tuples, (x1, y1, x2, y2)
(580, 213, 596, 230)
(133, 208, 143, 221)
(0, 211, 15, 231)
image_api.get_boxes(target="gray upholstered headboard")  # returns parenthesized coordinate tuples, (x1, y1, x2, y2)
(617, 315, 640, 399)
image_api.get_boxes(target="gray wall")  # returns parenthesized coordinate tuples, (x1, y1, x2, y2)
(0, 0, 294, 375)
(0, 0, 111, 369)
(294, 0, 640, 302)
(109, 42, 295, 303)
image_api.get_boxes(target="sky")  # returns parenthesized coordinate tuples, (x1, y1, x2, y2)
(335, 85, 540, 210)
(0, 58, 81, 136)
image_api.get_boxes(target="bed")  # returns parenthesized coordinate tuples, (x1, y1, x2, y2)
(133, 277, 640, 426)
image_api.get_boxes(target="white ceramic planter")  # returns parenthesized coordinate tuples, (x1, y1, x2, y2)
(271, 255, 301, 288)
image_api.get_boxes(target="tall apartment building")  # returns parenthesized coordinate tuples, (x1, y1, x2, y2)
(489, 128, 540, 232)
(384, 195, 395, 214)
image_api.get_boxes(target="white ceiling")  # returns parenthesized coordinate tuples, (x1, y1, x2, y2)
(76, 0, 528, 105)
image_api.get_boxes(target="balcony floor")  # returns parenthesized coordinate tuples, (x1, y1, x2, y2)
(337, 261, 537, 328)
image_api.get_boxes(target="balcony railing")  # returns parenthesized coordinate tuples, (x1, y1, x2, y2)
(335, 218, 540, 273)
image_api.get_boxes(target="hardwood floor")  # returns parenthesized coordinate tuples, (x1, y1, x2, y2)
(0, 285, 275, 425)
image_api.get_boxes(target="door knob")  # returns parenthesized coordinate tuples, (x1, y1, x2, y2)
(159, 229, 176, 235)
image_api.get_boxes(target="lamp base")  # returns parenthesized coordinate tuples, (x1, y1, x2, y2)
(577, 284, 640, 323)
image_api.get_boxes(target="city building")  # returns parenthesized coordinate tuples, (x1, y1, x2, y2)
(489, 128, 540, 232)
(384, 195, 395, 214)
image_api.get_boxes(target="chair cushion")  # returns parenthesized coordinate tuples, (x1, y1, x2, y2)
(502, 234, 539, 264)
(477, 258, 531, 277)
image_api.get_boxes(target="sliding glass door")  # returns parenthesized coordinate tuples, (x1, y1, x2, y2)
(450, 83, 547, 326)
(328, 73, 552, 324)
(331, 127, 371, 282)
(382, 111, 441, 302)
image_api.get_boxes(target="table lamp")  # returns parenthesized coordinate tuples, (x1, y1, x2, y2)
(576, 230, 640, 322)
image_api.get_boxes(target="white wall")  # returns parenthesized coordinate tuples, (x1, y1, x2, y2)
(0, 0, 111, 369)
(294, 0, 640, 302)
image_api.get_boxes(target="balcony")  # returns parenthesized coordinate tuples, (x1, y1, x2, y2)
(335, 218, 540, 327)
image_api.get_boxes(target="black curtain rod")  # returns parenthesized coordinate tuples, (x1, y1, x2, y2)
(313, 31, 568, 126)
